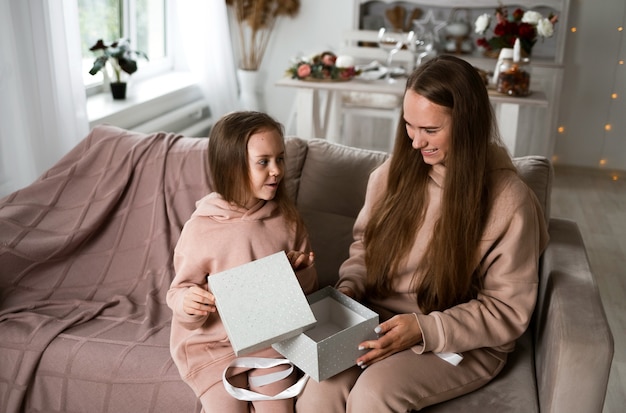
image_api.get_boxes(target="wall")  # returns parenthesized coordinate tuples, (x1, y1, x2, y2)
(259, 0, 354, 131)
(258, 0, 625, 172)
(556, 0, 626, 172)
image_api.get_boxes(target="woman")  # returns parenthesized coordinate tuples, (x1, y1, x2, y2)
(296, 55, 549, 412)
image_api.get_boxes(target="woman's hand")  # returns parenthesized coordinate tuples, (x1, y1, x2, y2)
(355, 313, 423, 368)
(182, 285, 216, 316)
(286, 250, 315, 270)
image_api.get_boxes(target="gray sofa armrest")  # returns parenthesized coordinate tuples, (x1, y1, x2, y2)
(534, 218, 613, 413)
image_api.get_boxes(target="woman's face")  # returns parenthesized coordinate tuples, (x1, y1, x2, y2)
(403, 90, 452, 166)
(246, 129, 285, 208)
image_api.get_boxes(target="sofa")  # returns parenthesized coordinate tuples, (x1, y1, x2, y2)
(0, 124, 613, 413)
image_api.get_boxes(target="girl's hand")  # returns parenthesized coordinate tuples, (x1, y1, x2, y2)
(355, 313, 423, 368)
(182, 285, 216, 316)
(286, 250, 315, 270)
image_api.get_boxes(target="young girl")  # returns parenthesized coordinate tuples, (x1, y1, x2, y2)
(167, 111, 317, 413)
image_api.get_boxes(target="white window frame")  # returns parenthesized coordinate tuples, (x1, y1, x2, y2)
(84, 0, 175, 97)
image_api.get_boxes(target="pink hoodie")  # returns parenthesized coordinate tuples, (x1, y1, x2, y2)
(167, 192, 317, 395)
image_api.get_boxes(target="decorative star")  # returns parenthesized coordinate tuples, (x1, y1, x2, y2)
(412, 9, 447, 42)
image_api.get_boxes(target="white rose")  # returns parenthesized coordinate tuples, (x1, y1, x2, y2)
(474, 13, 491, 34)
(335, 55, 355, 68)
(536, 18, 555, 38)
(522, 11, 543, 26)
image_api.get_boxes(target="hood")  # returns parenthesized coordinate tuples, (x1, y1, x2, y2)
(192, 192, 278, 222)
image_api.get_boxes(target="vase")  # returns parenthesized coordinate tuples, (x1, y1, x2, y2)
(237, 69, 262, 111)
(110, 82, 127, 100)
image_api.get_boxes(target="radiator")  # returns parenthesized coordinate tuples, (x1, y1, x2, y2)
(132, 99, 213, 137)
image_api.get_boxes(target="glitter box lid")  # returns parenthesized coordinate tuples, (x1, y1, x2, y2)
(207, 251, 317, 356)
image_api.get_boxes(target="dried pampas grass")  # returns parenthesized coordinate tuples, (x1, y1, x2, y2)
(226, 0, 300, 70)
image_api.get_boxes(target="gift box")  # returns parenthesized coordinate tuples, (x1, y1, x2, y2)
(272, 286, 379, 382)
(208, 251, 379, 381)
(207, 251, 317, 356)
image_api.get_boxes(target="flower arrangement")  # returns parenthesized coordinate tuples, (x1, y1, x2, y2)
(226, 0, 300, 71)
(286, 52, 359, 81)
(88, 38, 148, 83)
(474, 6, 558, 56)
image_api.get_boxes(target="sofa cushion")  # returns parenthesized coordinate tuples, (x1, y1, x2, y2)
(298, 209, 362, 288)
(422, 329, 538, 413)
(294, 139, 388, 287)
(297, 139, 389, 217)
(285, 137, 309, 203)
(512, 156, 553, 224)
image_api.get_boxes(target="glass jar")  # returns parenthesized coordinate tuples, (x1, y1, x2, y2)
(496, 58, 530, 97)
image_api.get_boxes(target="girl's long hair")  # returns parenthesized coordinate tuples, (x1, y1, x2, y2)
(364, 55, 499, 313)
(208, 111, 305, 237)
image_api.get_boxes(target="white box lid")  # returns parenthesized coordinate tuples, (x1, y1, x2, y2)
(207, 251, 317, 356)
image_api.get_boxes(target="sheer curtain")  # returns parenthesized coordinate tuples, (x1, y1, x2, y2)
(175, 0, 239, 120)
(0, 0, 239, 198)
(0, 0, 88, 198)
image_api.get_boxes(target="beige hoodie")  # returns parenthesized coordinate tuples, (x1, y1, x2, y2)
(337, 145, 549, 355)
(167, 192, 317, 395)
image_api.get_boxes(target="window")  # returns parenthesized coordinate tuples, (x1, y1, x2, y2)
(78, 0, 170, 93)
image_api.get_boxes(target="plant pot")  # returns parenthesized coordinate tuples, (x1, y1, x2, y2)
(110, 82, 127, 100)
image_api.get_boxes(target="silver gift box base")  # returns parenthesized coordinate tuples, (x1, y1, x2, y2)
(272, 286, 379, 382)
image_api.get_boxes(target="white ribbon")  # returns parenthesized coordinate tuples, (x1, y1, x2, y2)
(222, 357, 309, 401)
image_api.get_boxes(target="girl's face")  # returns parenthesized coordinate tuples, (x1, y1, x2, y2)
(403, 90, 452, 166)
(246, 129, 285, 208)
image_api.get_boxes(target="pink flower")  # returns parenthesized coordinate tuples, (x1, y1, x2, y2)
(321, 53, 336, 66)
(339, 67, 355, 79)
(297, 63, 311, 78)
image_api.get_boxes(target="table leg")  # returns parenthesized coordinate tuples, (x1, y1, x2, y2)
(495, 103, 520, 156)
(295, 89, 323, 139)
(325, 92, 343, 143)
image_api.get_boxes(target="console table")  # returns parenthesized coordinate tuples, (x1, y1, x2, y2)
(276, 76, 548, 156)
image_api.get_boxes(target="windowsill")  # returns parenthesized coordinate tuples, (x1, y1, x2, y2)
(87, 71, 202, 129)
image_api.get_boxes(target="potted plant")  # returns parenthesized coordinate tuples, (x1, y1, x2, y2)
(88, 38, 148, 99)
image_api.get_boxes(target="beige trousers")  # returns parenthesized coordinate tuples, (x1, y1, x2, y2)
(295, 348, 506, 413)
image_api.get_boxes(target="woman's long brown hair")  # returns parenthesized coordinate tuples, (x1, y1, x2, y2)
(364, 56, 498, 313)
(208, 111, 305, 239)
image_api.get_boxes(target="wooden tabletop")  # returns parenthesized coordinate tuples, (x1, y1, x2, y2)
(275, 77, 548, 107)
